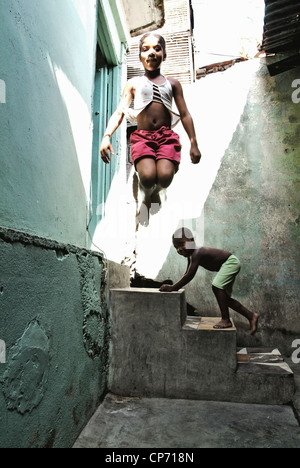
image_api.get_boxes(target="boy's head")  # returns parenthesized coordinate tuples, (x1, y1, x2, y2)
(139, 33, 166, 56)
(172, 228, 195, 257)
(139, 34, 167, 69)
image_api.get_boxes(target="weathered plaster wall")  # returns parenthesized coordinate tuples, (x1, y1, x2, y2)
(94, 57, 299, 354)
(0, 0, 97, 246)
(202, 59, 300, 352)
(156, 58, 300, 353)
(0, 228, 111, 448)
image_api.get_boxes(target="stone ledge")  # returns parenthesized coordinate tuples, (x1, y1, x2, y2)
(183, 316, 237, 332)
(109, 288, 295, 404)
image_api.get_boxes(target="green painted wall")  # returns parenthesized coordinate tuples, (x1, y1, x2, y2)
(0, 0, 98, 246)
(0, 0, 129, 448)
(0, 228, 109, 448)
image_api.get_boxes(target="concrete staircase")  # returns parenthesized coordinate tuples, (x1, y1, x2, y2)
(109, 288, 295, 405)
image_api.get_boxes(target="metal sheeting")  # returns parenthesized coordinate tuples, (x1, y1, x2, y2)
(262, 0, 300, 53)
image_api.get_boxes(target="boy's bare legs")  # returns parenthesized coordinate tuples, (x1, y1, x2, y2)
(212, 286, 259, 335)
(150, 159, 175, 213)
(135, 158, 157, 224)
(228, 297, 259, 335)
(136, 159, 175, 222)
(212, 286, 233, 329)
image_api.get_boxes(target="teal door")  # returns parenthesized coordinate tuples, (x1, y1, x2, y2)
(88, 46, 122, 240)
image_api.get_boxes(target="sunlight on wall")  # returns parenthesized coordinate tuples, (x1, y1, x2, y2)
(135, 59, 261, 278)
(91, 59, 261, 278)
(0, 339, 6, 364)
(51, 63, 93, 201)
(72, 0, 97, 31)
(92, 168, 136, 262)
(181, 59, 261, 209)
(0, 79, 6, 104)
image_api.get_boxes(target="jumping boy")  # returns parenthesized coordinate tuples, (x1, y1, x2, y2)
(159, 228, 259, 335)
(100, 33, 201, 220)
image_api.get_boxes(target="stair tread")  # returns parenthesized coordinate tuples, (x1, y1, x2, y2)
(183, 316, 236, 331)
(110, 289, 295, 403)
(237, 348, 293, 376)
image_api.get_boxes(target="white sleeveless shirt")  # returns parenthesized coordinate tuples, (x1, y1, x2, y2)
(124, 75, 181, 128)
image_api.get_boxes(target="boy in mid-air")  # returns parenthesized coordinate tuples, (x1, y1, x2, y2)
(100, 34, 201, 223)
(160, 228, 259, 335)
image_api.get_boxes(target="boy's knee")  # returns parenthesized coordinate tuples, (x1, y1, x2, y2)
(157, 173, 173, 189)
(139, 174, 156, 190)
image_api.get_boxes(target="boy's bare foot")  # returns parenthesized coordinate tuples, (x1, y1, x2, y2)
(250, 313, 259, 336)
(213, 319, 233, 330)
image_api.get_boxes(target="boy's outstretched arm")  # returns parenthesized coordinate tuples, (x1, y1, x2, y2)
(100, 81, 134, 164)
(159, 257, 199, 292)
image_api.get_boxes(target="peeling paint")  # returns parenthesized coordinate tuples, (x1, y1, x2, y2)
(0, 321, 50, 414)
(55, 248, 69, 261)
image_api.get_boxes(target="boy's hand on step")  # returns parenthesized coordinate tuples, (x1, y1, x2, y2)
(159, 285, 174, 292)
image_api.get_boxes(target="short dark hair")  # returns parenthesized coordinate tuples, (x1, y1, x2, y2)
(139, 33, 166, 56)
(173, 228, 194, 241)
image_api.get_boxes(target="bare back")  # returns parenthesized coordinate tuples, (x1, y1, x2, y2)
(193, 247, 232, 272)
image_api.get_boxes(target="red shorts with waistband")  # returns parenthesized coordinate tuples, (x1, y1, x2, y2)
(130, 126, 181, 171)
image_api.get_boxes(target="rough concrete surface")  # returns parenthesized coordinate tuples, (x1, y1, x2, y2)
(73, 393, 300, 449)
(109, 289, 294, 405)
(0, 229, 110, 448)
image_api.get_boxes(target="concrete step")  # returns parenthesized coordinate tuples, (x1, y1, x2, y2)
(109, 288, 294, 405)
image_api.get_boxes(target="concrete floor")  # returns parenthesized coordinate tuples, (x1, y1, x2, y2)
(73, 322, 300, 449)
(74, 360, 300, 449)
(73, 393, 300, 449)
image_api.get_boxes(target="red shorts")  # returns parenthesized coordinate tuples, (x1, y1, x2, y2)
(130, 126, 181, 171)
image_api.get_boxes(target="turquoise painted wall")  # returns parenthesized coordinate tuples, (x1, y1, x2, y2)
(0, 228, 109, 448)
(0, 0, 98, 246)
(0, 0, 129, 448)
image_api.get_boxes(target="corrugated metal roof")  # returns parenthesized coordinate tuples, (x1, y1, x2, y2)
(262, 0, 300, 53)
